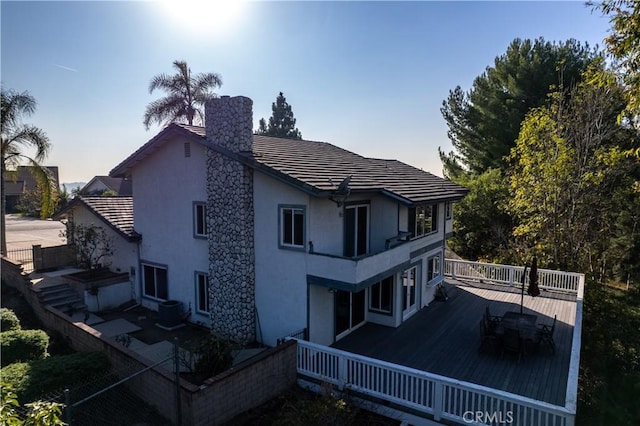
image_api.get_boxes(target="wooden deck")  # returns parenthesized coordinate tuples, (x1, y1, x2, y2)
(332, 280, 577, 406)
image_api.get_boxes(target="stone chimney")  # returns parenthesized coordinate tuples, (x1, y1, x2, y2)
(205, 96, 255, 343)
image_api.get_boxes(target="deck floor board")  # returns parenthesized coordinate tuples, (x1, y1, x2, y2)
(332, 280, 576, 406)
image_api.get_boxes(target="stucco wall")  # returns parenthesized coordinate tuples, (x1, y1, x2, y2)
(69, 205, 138, 275)
(132, 135, 210, 326)
(254, 172, 309, 346)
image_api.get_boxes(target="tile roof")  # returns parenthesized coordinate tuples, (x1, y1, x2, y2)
(82, 176, 132, 195)
(111, 123, 467, 204)
(248, 136, 467, 204)
(56, 196, 139, 241)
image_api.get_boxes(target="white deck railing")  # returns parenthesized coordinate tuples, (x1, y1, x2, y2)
(444, 259, 582, 294)
(294, 340, 575, 426)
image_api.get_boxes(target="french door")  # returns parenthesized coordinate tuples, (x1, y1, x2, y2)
(402, 266, 418, 320)
(335, 289, 365, 340)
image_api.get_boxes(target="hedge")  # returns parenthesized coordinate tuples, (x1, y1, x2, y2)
(0, 351, 110, 402)
(0, 308, 21, 332)
(0, 329, 49, 364)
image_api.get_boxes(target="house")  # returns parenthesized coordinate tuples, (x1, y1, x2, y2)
(80, 176, 132, 196)
(109, 96, 468, 346)
(53, 196, 140, 312)
(3, 166, 59, 212)
(54, 195, 140, 273)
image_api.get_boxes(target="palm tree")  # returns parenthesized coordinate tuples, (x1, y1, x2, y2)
(1, 87, 52, 255)
(143, 60, 222, 129)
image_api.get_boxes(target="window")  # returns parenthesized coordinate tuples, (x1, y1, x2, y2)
(428, 255, 441, 282)
(195, 272, 209, 315)
(445, 202, 452, 220)
(280, 206, 305, 248)
(402, 266, 418, 315)
(194, 202, 207, 238)
(344, 203, 369, 257)
(370, 276, 393, 314)
(409, 204, 438, 238)
(142, 263, 168, 300)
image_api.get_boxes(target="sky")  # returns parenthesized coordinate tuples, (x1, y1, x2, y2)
(1, 0, 613, 185)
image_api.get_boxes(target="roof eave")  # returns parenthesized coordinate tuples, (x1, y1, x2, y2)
(110, 124, 206, 178)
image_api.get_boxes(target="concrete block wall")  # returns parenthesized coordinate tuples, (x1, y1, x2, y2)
(2, 256, 298, 425)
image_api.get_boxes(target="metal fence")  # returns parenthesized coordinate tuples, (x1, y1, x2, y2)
(5, 247, 34, 271)
(64, 341, 181, 426)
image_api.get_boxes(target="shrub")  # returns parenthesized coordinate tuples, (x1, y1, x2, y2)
(0, 308, 21, 331)
(0, 329, 49, 364)
(0, 351, 110, 402)
(192, 336, 233, 378)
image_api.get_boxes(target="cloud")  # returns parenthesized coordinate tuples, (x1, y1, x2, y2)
(53, 64, 78, 72)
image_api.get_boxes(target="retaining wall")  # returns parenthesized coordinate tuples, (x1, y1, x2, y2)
(1, 257, 297, 425)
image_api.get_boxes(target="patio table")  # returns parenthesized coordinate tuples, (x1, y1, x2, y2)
(496, 311, 538, 341)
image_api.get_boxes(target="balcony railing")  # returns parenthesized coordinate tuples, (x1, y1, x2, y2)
(293, 339, 575, 426)
(444, 259, 582, 294)
(307, 243, 412, 286)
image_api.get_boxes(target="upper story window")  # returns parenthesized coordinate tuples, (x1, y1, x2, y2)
(142, 262, 168, 301)
(409, 204, 438, 238)
(194, 202, 207, 238)
(445, 202, 452, 220)
(344, 203, 369, 257)
(280, 205, 305, 249)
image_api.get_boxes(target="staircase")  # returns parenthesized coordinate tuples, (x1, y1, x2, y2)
(38, 283, 87, 315)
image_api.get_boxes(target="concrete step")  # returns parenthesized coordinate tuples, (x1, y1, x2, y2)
(40, 289, 79, 304)
(37, 283, 72, 295)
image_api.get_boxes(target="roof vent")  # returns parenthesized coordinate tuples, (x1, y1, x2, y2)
(184, 142, 191, 158)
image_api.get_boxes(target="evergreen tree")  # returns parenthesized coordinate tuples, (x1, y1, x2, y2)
(440, 38, 598, 177)
(256, 92, 302, 139)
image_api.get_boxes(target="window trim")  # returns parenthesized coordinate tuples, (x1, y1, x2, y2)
(193, 202, 207, 239)
(427, 254, 442, 284)
(409, 204, 438, 239)
(369, 275, 394, 315)
(194, 271, 210, 316)
(278, 204, 306, 251)
(344, 201, 370, 258)
(141, 261, 168, 301)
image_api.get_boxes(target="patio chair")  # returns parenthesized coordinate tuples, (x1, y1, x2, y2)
(536, 315, 557, 355)
(484, 306, 501, 332)
(501, 327, 523, 362)
(479, 319, 501, 355)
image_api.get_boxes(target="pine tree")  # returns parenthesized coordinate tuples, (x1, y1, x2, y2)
(256, 92, 302, 139)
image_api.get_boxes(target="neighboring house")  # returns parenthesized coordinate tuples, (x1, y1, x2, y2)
(80, 176, 132, 196)
(110, 96, 467, 346)
(3, 166, 59, 212)
(54, 196, 140, 274)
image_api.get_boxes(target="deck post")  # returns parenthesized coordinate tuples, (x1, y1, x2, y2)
(338, 355, 347, 390)
(433, 380, 443, 421)
(508, 267, 514, 286)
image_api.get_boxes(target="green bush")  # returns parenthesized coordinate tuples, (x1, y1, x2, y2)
(0, 329, 49, 364)
(0, 308, 21, 332)
(0, 351, 110, 402)
(192, 336, 233, 378)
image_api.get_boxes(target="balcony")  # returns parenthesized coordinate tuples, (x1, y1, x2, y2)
(306, 239, 412, 289)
